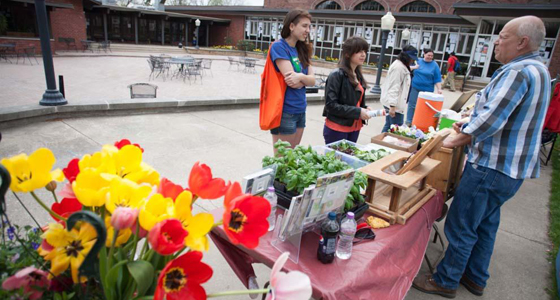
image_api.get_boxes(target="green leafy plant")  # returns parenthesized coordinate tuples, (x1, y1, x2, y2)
(262, 141, 368, 210)
(0, 15, 7, 35)
(329, 141, 389, 163)
(236, 40, 255, 52)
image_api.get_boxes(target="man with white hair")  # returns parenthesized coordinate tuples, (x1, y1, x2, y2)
(413, 15, 551, 298)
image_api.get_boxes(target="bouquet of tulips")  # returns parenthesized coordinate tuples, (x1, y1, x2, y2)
(0, 139, 312, 300)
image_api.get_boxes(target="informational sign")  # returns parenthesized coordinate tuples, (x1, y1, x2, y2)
(277, 24, 283, 41)
(317, 26, 323, 42)
(386, 31, 395, 48)
(356, 27, 363, 38)
(271, 23, 277, 41)
(258, 22, 263, 37)
(335, 26, 343, 46)
(446, 33, 458, 53)
(245, 21, 251, 36)
(310, 25, 316, 41)
(421, 32, 432, 51)
(365, 27, 373, 43)
(410, 30, 419, 48)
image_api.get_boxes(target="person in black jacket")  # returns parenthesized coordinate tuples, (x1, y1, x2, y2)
(322, 36, 372, 144)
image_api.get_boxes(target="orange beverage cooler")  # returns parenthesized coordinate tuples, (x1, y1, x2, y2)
(412, 92, 444, 132)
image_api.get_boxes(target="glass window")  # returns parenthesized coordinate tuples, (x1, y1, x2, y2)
(354, 0, 384, 11)
(0, 1, 41, 38)
(399, 1, 436, 13)
(315, 1, 342, 10)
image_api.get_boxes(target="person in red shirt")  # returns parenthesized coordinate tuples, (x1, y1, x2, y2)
(443, 52, 458, 92)
(322, 36, 372, 144)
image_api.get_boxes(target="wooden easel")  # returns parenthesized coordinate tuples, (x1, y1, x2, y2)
(360, 133, 448, 224)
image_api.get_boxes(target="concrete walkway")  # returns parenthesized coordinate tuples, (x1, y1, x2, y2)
(0, 50, 551, 299)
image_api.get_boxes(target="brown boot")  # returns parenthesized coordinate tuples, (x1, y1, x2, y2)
(460, 275, 484, 296)
(412, 274, 457, 298)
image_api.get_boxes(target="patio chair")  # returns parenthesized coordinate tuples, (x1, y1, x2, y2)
(202, 59, 213, 77)
(147, 58, 167, 81)
(98, 41, 112, 53)
(449, 90, 478, 113)
(0, 43, 16, 63)
(58, 37, 78, 51)
(186, 62, 203, 84)
(227, 56, 239, 71)
(244, 59, 256, 74)
(128, 83, 158, 99)
(16, 46, 38, 65)
(81, 40, 94, 53)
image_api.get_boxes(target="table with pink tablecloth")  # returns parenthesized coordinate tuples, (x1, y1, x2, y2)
(209, 192, 443, 300)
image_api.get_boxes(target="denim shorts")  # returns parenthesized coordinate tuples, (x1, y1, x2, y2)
(270, 112, 306, 135)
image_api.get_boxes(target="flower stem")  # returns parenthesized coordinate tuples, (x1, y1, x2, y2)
(139, 239, 149, 259)
(12, 192, 42, 228)
(129, 218, 140, 262)
(30, 192, 66, 221)
(51, 190, 59, 203)
(207, 288, 270, 298)
(107, 229, 119, 267)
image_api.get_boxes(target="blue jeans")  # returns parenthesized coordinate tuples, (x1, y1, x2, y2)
(406, 86, 420, 125)
(323, 124, 360, 144)
(381, 106, 404, 133)
(270, 112, 306, 135)
(433, 163, 523, 290)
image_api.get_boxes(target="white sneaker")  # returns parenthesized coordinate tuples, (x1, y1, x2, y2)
(248, 276, 259, 299)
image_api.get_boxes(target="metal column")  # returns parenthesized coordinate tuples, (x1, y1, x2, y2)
(134, 15, 138, 44)
(34, 0, 66, 105)
(206, 23, 209, 47)
(103, 13, 108, 43)
(161, 19, 165, 45)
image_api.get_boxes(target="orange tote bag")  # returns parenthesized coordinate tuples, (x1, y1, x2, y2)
(259, 43, 287, 130)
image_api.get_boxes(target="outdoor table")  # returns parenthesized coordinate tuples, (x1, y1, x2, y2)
(167, 57, 195, 79)
(209, 192, 444, 300)
(0, 43, 16, 63)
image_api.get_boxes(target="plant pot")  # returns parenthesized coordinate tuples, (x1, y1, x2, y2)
(273, 181, 299, 209)
(348, 201, 369, 220)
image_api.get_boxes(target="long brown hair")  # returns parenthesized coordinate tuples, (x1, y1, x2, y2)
(280, 9, 313, 69)
(339, 36, 369, 89)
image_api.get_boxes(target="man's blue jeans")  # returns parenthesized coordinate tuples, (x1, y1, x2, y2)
(381, 106, 404, 132)
(433, 163, 523, 290)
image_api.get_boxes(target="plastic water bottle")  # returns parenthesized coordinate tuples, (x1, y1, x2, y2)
(336, 212, 357, 260)
(264, 187, 277, 231)
(367, 109, 387, 118)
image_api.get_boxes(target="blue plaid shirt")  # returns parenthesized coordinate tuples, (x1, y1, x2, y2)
(462, 52, 551, 179)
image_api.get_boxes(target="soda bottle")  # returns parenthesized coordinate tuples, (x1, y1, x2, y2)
(317, 212, 339, 264)
(264, 187, 277, 231)
(336, 212, 357, 260)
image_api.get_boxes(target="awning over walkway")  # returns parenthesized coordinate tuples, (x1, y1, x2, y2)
(453, 3, 560, 23)
(92, 4, 230, 23)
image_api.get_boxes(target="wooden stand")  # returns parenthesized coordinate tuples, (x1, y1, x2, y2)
(426, 145, 466, 200)
(361, 151, 440, 224)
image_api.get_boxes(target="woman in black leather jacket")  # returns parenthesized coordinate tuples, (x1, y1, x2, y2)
(322, 36, 372, 144)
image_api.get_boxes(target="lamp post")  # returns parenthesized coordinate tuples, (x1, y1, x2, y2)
(370, 12, 396, 94)
(401, 28, 410, 48)
(34, 0, 67, 106)
(195, 19, 201, 49)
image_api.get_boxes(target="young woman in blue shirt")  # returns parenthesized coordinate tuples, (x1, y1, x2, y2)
(269, 9, 316, 152)
(406, 48, 443, 125)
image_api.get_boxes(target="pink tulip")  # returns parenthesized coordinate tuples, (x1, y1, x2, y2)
(111, 207, 139, 230)
(265, 252, 312, 300)
(2, 267, 50, 300)
(58, 182, 76, 199)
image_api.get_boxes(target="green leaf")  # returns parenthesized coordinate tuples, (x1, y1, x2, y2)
(54, 293, 63, 300)
(99, 246, 109, 299)
(127, 260, 155, 297)
(105, 260, 128, 300)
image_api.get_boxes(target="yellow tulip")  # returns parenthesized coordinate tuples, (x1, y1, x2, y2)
(72, 168, 110, 207)
(41, 222, 97, 283)
(173, 191, 214, 252)
(105, 177, 152, 214)
(104, 217, 132, 247)
(139, 193, 174, 231)
(1, 148, 64, 193)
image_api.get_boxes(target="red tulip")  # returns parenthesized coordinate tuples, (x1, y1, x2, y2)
(148, 219, 189, 255)
(50, 198, 82, 222)
(188, 162, 229, 199)
(62, 158, 80, 183)
(158, 177, 188, 201)
(154, 251, 213, 300)
(114, 139, 144, 153)
(223, 182, 270, 249)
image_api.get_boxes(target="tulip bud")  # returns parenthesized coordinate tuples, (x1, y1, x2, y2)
(45, 181, 57, 192)
(111, 207, 138, 231)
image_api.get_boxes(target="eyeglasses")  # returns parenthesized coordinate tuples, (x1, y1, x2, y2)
(353, 227, 376, 245)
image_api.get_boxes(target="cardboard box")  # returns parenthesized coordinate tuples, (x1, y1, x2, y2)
(371, 132, 419, 153)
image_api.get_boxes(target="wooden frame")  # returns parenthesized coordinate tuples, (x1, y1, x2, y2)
(371, 132, 419, 152)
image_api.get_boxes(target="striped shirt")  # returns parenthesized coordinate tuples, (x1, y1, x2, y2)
(462, 52, 551, 179)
